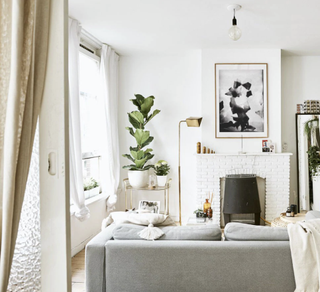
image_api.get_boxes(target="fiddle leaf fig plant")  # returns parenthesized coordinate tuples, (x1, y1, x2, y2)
(123, 94, 160, 171)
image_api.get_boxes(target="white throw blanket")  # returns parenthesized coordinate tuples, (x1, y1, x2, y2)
(101, 212, 176, 240)
(287, 219, 320, 292)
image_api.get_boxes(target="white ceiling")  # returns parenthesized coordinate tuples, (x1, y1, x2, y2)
(69, 0, 320, 56)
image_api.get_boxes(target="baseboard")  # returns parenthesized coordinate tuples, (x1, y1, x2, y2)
(71, 233, 97, 257)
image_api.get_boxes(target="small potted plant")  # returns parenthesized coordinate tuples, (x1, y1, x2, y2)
(193, 208, 207, 223)
(84, 177, 100, 199)
(154, 160, 170, 187)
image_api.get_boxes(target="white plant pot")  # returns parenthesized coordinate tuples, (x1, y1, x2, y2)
(128, 170, 148, 188)
(84, 190, 91, 200)
(84, 186, 100, 199)
(157, 175, 167, 187)
(91, 186, 100, 197)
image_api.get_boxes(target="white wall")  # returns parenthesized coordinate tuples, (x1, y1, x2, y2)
(281, 55, 320, 205)
(201, 49, 282, 153)
(117, 49, 283, 223)
(118, 51, 202, 223)
(70, 198, 108, 256)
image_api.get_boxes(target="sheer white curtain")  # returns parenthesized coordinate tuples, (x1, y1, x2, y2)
(100, 45, 120, 210)
(68, 18, 90, 221)
(0, 0, 50, 290)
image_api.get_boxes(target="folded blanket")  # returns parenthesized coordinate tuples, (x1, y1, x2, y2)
(287, 219, 320, 292)
(101, 212, 176, 240)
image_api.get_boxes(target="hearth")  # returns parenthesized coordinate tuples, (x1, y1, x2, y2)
(223, 174, 261, 225)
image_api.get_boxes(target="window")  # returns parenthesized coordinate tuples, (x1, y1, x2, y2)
(79, 50, 104, 199)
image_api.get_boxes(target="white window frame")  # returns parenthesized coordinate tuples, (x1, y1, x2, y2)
(76, 29, 104, 205)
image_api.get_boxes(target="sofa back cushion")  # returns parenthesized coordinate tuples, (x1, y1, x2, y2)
(224, 222, 289, 241)
(306, 210, 320, 221)
(112, 224, 222, 241)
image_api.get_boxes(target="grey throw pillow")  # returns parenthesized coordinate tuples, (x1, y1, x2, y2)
(224, 222, 289, 241)
(112, 224, 222, 241)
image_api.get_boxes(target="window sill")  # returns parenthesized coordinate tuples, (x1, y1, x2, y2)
(70, 193, 107, 216)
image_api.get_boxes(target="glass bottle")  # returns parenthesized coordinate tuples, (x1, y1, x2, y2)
(286, 207, 291, 217)
(207, 207, 213, 219)
(203, 199, 211, 214)
(148, 174, 156, 189)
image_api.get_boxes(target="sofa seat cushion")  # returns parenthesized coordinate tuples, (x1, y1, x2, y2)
(306, 210, 320, 220)
(224, 222, 289, 241)
(112, 224, 222, 241)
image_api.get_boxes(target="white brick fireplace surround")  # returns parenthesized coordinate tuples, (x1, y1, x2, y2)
(196, 153, 292, 225)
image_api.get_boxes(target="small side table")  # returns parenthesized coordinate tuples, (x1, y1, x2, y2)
(271, 213, 306, 227)
(123, 178, 171, 215)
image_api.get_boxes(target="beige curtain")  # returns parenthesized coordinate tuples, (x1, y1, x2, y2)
(0, 0, 50, 291)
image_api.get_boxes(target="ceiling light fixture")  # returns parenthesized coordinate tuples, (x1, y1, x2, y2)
(227, 4, 242, 41)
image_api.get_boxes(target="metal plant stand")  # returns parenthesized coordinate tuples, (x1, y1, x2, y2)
(123, 178, 172, 215)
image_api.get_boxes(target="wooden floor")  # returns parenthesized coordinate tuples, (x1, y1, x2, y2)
(72, 249, 86, 292)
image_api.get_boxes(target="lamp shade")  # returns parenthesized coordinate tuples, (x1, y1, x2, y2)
(186, 117, 202, 127)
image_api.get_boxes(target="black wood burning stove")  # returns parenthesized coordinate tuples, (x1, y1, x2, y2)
(223, 174, 261, 225)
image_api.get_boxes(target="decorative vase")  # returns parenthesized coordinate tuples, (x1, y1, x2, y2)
(157, 175, 167, 187)
(128, 170, 148, 188)
(203, 199, 211, 214)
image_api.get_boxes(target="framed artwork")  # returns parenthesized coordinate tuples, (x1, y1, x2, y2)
(215, 63, 268, 138)
(138, 200, 160, 214)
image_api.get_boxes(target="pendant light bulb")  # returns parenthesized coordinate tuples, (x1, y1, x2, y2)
(227, 5, 242, 41)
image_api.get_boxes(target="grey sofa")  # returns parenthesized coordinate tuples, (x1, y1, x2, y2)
(85, 221, 300, 292)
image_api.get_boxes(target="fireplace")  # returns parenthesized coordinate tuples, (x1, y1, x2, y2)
(223, 174, 261, 225)
(196, 153, 292, 226)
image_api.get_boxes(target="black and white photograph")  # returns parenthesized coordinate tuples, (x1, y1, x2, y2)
(215, 63, 268, 138)
(138, 200, 160, 214)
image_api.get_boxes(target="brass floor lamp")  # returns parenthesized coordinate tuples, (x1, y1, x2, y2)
(178, 117, 203, 225)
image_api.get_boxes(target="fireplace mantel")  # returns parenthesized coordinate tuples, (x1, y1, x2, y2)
(196, 153, 292, 225)
(196, 153, 293, 156)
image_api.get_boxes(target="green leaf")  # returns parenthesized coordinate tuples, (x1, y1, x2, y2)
(122, 154, 135, 163)
(125, 127, 135, 137)
(128, 113, 141, 129)
(134, 94, 145, 105)
(130, 99, 141, 110)
(135, 157, 147, 168)
(134, 129, 150, 146)
(122, 164, 138, 170)
(129, 111, 144, 124)
(145, 148, 153, 154)
(130, 151, 138, 159)
(145, 153, 154, 161)
(141, 136, 154, 148)
(140, 96, 155, 118)
(130, 146, 139, 152)
(143, 165, 154, 170)
(130, 150, 144, 160)
(146, 109, 161, 124)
